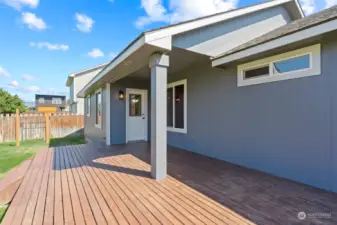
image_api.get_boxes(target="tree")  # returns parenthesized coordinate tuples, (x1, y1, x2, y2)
(0, 89, 27, 113)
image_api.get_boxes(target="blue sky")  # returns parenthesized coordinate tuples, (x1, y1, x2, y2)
(0, 0, 332, 103)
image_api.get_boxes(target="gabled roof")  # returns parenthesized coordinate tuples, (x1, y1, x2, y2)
(214, 5, 337, 59)
(66, 63, 108, 87)
(77, 0, 303, 98)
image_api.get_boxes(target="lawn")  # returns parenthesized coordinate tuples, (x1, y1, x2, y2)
(0, 205, 8, 223)
(0, 139, 46, 180)
(49, 135, 86, 147)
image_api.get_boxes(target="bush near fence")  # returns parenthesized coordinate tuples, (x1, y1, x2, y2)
(0, 112, 84, 143)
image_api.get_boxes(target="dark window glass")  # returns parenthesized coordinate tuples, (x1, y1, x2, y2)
(273, 55, 310, 74)
(167, 88, 173, 127)
(174, 85, 184, 129)
(244, 66, 269, 79)
(129, 94, 142, 117)
(96, 92, 101, 125)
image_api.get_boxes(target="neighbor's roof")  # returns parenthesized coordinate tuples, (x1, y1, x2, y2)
(66, 62, 108, 87)
(215, 5, 337, 59)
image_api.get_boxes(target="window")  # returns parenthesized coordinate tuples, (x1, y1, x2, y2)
(129, 94, 142, 116)
(38, 98, 45, 103)
(95, 90, 102, 128)
(86, 96, 90, 117)
(238, 44, 321, 87)
(52, 98, 62, 104)
(167, 79, 187, 133)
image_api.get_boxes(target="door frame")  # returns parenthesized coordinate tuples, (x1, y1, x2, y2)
(125, 88, 148, 143)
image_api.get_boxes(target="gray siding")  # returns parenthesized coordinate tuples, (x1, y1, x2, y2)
(109, 78, 151, 144)
(84, 88, 106, 140)
(173, 6, 291, 57)
(167, 37, 337, 193)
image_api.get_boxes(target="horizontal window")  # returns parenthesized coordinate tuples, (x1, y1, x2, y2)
(238, 44, 321, 87)
(52, 98, 62, 104)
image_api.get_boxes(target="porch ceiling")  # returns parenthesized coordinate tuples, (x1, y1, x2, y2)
(123, 47, 209, 80)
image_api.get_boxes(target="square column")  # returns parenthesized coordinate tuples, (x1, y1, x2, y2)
(105, 83, 111, 146)
(149, 53, 169, 180)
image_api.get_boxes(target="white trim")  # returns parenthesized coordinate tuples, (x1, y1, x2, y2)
(105, 83, 111, 146)
(145, 0, 302, 42)
(95, 88, 103, 129)
(78, 36, 146, 98)
(77, 0, 301, 98)
(237, 44, 321, 87)
(213, 18, 337, 67)
(86, 95, 91, 117)
(125, 88, 148, 143)
(167, 79, 187, 134)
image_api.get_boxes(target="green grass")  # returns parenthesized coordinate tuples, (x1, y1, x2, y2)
(49, 135, 86, 147)
(0, 205, 8, 223)
(0, 139, 46, 180)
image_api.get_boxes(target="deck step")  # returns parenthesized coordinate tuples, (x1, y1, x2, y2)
(0, 159, 33, 205)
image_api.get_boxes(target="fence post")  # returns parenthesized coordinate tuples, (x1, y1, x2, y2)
(15, 109, 20, 146)
(45, 112, 50, 144)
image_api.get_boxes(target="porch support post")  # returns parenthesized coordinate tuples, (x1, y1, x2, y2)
(106, 82, 111, 146)
(149, 53, 169, 180)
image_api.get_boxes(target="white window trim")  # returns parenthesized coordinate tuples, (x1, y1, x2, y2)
(237, 44, 321, 87)
(95, 88, 102, 129)
(167, 79, 187, 134)
(86, 95, 91, 117)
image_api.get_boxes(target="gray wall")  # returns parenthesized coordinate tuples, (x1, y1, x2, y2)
(109, 78, 151, 144)
(167, 37, 337, 193)
(173, 6, 291, 57)
(84, 88, 106, 140)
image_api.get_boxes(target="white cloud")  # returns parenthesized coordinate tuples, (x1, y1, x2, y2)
(325, 0, 337, 8)
(135, 0, 238, 28)
(75, 13, 94, 33)
(21, 12, 47, 30)
(88, 48, 104, 58)
(20, 74, 35, 80)
(24, 85, 40, 92)
(0, 66, 11, 77)
(9, 80, 19, 88)
(300, 0, 316, 15)
(2, 0, 39, 11)
(30, 42, 69, 51)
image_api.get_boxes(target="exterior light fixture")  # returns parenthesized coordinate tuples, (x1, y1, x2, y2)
(118, 90, 124, 100)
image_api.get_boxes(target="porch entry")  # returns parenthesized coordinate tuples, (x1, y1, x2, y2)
(126, 89, 148, 142)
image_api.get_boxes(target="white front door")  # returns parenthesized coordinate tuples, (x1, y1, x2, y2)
(126, 89, 148, 142)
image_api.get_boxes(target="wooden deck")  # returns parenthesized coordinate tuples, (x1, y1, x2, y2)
(2, 142, 337, 225)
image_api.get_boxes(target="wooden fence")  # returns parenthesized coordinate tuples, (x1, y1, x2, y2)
(0, 112, 84, 143)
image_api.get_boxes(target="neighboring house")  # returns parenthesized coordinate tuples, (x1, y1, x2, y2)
(76, 0, 337, 194)
(35, 94, 66, 112)
(66, 63, 107, 115)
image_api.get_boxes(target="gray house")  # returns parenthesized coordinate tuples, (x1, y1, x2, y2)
(77, 0, 337, 193)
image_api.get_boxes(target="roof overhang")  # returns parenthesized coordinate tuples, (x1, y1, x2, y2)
(212, 18, 337, 67)
(65, 63, 108, 87)
(77, 0, 303, 98)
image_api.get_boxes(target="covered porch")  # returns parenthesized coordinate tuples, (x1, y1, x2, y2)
(2, 143, 337, 225)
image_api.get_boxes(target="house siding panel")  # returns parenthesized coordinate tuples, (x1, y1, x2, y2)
(173, 6, 291, 57)
(84, 88, 106, 140)
(167, 38, 337, 193)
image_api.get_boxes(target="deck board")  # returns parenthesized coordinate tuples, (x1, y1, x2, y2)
(3, 142, 337, 225)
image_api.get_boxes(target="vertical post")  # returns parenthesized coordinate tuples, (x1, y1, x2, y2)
(15, 109, 20, 146)
(149, 53, 169, 180)
(45, 112, 50, 144)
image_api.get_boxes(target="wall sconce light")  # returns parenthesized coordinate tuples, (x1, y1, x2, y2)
(118, 90, 124, 100)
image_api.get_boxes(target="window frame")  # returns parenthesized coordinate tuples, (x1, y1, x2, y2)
(167, 79, 187, 134)
(52, 97, 62, 105)
(86, 95, 91, 117)
(237, 44, 321, 87)
(95, 89, 102, 129)
(38, 98, 45, 104)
